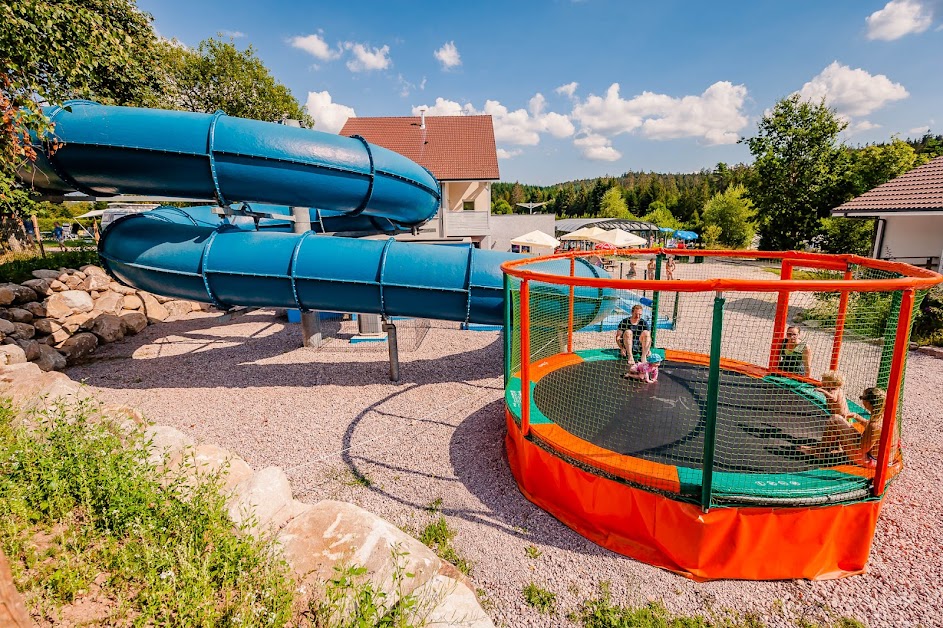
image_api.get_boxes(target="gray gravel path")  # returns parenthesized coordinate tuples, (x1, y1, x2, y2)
(68, 309, 943, 628)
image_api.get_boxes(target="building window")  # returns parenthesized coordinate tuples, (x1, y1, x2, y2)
(463, 200, 475, 211)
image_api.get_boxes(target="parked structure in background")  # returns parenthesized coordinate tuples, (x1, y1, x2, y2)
(340, 114, 501, 247)
(832, 155, 943, 272)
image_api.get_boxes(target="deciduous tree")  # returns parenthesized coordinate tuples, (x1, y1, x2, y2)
(701, 185, 755, 249)
(598, 187, 630, 219)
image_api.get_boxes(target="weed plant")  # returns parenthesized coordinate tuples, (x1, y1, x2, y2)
(0, 398, 294, 626)
(418, 516, 471, 575)
(522, 582, 556, 615)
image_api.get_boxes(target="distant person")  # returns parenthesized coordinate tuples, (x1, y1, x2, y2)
(616, 304, 652, 365)
(677, 240, 687, 250)
(802, 387, 891, 468)
(22, 217, 35, 244)
(624, 353, 661, 383)
(626, 261, 638, 279)
(778, 325, 811, 376)
(52, 222, 65, 248)
(70, 222, 81, 238)
(665, 255, 677, 281)
(646, 258, 656, 281)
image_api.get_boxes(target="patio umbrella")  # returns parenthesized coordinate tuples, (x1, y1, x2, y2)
(674, 230, 699, 241)
(510, 230, 560, 249)
(593, 228, 646, 248)
(559, 226, 610, 241)
(593, 242, 617, 250)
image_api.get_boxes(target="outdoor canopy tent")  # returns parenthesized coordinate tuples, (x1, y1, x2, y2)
(559, 226, 611, 241)
(510, 230, 560, 256)
(593, 228, 646, 248)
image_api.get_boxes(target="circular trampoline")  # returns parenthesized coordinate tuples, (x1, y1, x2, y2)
(501, 249, 942, 580)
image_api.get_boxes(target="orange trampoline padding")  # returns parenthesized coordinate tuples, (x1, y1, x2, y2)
(506, 410, 882, 581)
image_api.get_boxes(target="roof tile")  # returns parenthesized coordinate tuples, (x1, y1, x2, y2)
(339, 115, 499, 181)
(834, 155, 943, 213)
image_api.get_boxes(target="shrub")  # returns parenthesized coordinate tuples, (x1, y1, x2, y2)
(0, 249, 100, 282)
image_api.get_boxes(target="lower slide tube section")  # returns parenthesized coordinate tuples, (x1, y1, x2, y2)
(99, 207, 612, 327)
(504, 408, 882, 581)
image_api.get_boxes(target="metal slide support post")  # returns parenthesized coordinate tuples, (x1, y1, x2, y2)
(877, 290, 904, 391)
(768, 260, 794, 371)
(830, 268, 854, 371)
(520, 280, 532, 437)
(650, 253, 664, 347)
(671, 291, 680, 328)
(700, 291, 726, 513)
(383, 319, 400, 382)
(567, 256, 576, 353)
(873, 288, 914, 496)
(292, 207, 322, 348)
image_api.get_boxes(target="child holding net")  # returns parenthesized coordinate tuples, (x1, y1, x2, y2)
(815, 370, 861, 425)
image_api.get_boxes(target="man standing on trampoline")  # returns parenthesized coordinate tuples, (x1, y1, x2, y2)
(616, 304, 652, 366)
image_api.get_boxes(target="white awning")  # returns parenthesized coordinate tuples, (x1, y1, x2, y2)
(510, 230, 560, 248)
(593, 228, 646, 247)
(558, 226, 610, 241)
(75, 209, 106, 218)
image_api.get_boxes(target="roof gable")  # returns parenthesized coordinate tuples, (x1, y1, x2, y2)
(833, 155, 943, 214)
(339, 115, 499, 181)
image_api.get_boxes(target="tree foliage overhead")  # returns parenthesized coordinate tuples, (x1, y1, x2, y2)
(598, 187, 630, 218)
(701, 185, 755, 249)
(158, 37, 311, 125)
(0, 0, 163, 211)
(741, 95, 849, 251)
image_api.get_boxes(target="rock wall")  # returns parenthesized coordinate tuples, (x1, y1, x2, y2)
(0, 265, 211, 372)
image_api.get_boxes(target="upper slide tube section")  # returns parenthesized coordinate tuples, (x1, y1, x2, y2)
(20, 101, 440, 230)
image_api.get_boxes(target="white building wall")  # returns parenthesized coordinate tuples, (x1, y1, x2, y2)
(878, 215, 943, 269)
(489, 214, 556, 251)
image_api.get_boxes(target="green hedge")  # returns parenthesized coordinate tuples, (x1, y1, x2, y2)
(0, 250, 101, 283)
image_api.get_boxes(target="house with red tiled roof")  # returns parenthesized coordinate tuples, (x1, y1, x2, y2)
(832, 155, 943, 272)
(340, 113, 504, 247)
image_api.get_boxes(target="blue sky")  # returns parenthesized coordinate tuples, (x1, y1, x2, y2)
(139, 0, 942, 185)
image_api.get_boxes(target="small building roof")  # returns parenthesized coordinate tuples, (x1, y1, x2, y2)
(832, 155, 943, 216)
(339, 115, 499, 181)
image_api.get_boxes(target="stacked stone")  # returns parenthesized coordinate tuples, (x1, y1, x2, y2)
(0, 265, 211, 371)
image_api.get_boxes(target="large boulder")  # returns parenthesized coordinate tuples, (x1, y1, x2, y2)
(23, 302, 46, 318)
(90, 314, 125, 343)
(79, 273, 111, 291)
(31, 269, 61, 280)
(0, 345, 27, 366)
(227, 467, 295, 537)
(57, 332, 98, 363)
(49, 280, 67, 292)
(94, 292, 124, 315)
(0, 362, 87, 408)
(4, 308, 33, 324)
(33, 318, 71, 344)
(63, 275, 83, 289)
(0, 286, 14, 306)
(0, 319, 14, 336)
(411, 576, 494, 628)
(109, 283, 137, 296)
(45, 290, 94, 319)
(120, 311, 148, 335)
(21, 278, 53, 297)
(122, 294, 144, 310)
(164, 300, 194, 319)
(61, 311, 96, 333)
(34, 344, 66, 372)
(8, 285, 37, 305)
(81, 265, 108, 276)
(166, 444, 254, 493)
(13, 339, 40, 362)
(10, 324, 34, 340)
(140, 292, 169, 323)
(277, 501, 442, 603)
(144, 425, 195, 468)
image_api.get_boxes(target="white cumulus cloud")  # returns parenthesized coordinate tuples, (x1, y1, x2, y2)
(290, 33, 340, 61)
(574, 133, 621, 161)
(866, 0, 933, 40)
(344, 42, 391, 72)
(571, 81, 748, 145)
(304, 91, 355, 133)
(413, 94, 574, 146)
(434, 41, 461, 69)
(555, 82, 579, 98)
(496, 148, 523, 159)
(796, 61, 908, 117)
(220, 30, 246, 39)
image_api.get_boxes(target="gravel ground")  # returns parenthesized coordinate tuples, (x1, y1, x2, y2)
(67, 308, 943, 628)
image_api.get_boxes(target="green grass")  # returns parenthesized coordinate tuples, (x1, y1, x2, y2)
(0, 397, 295, 626)
(0, 248, 100, 283)
(417, 516, 471, 575)
(524, 545, 542, 559)
(522, 582, 556, 615)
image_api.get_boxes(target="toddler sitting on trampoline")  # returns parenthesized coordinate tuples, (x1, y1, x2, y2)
(624, 353, 661, 383)
(801, 386, 890, 468)
(815, 370, 860, 424)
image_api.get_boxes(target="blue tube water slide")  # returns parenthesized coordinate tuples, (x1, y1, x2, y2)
(20, 101, 611, 326)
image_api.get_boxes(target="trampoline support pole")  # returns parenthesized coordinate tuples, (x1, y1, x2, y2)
(520, 280, 532, 437)
(769, 260, 793, 371)
(567, 256, 576, 353)
(671, 291, 680, 329)
(874, 288, 914, 496)
(651, 253, 664, 347)
(701, 291, 726, 513)
(383, 319, 400, 382)
(504, 273, 511, 388)
(877, 290, 904, 391)
(829, 267, 854, 371)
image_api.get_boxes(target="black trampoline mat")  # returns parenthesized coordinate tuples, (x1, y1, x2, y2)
(532, 360, 835, 473)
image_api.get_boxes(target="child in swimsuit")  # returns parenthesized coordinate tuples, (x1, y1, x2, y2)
(624, 354, 662, 383)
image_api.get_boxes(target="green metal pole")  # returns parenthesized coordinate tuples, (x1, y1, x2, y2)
(503, 273, 512, 388)
(877, 291, 903, 391)
(650, 253, 664, 347)
(700, 291, 726, 513)
(671, 291, 680, 329)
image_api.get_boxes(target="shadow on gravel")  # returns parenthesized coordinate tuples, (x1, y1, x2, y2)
(66, 311, 504, 389)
